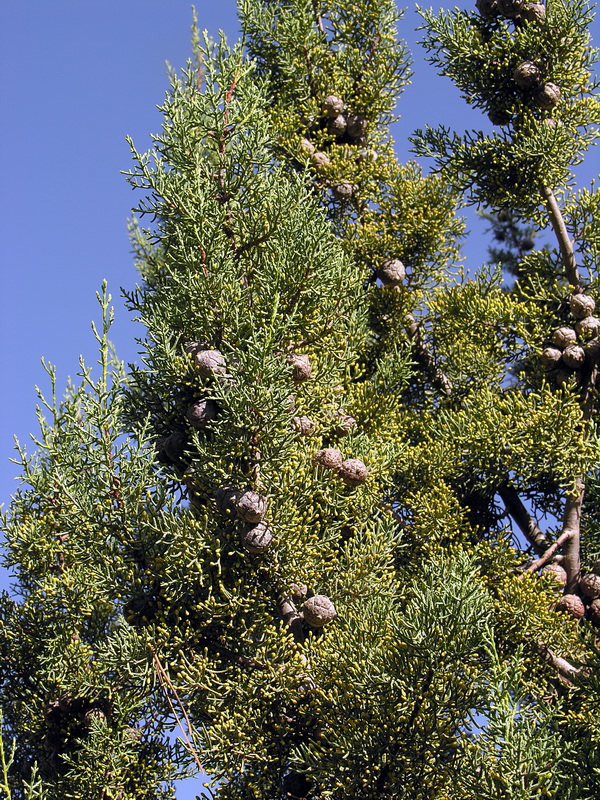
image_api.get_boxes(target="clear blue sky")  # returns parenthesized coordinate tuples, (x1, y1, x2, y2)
(0, 3, 597, 798)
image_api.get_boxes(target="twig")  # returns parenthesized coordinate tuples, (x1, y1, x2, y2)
(303, 46, 320, 102)
(290, 310, 340, 350)
(376, 668, 434, 795)
(523, 529, 573, 574)
(540, 185, 579, 286)
(362, 34, 382, 74)
(405, 317, 453, 396)
(216, 77, 240, 256)
(581, 361, 599, 426)
(150, 646, 205, 774)
(535, 641, 582, 684)
(235, 231, 273, 256)
(277, 594, 305, 643)
(281, 268, 311, 321)
(311, 0, 325, 34)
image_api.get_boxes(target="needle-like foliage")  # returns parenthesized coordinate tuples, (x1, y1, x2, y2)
(1, 1, 600, 798)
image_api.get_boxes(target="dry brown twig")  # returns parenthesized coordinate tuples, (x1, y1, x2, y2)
(150, 645, 205, 774)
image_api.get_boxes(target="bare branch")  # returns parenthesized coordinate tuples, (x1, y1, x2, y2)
(497, 483, 548, 553)
(535, 641, 584, 684)
(151, 645, 205, 774)
(561, 478, 584, 592)
(523, 529, 573, 573)
(540, 185, 579, 286)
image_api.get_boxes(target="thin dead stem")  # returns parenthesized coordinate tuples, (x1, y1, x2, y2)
(150, 645, 205, 774)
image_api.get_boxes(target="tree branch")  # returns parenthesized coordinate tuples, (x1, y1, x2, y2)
(561, 478, 584, 593)
(497, 482, 548, 553)
(277, 594, 305, 643)
(540, 185, 579, 286)
(303, 45, 320, 102)
(405, 317, 453, 396)
(150, 646, 205, 774)
(401, 321, 555, 559)
(523, 529, 573, 574)
(235, 230, 273, 256)
(535, 641, 583, 684)
(311, 0, 325, 34)
(401, 321, 556, 561)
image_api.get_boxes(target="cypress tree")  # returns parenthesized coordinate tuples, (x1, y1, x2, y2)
(1, 1, 599, 798)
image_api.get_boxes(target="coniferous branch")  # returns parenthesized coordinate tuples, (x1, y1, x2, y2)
(3, 1, 600, 797)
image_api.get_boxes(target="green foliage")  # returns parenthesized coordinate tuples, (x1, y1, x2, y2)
(564, 184, 600, 280)
(241, 0, 410, 133)
(412, 0, 600, 214)
(455, 644, 567, 800)
(0, 290, 180, 799)
(1, 1, 600, 798)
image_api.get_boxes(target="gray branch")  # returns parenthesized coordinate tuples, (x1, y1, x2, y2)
(561, 479, 584, 593)
(540, 185, 579, 286)
(536, 641, 583, 684)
